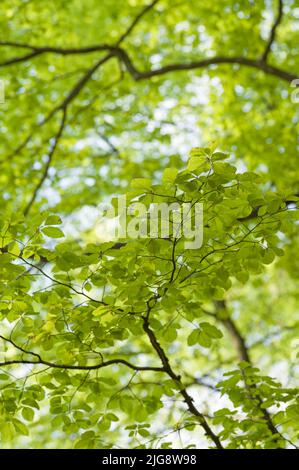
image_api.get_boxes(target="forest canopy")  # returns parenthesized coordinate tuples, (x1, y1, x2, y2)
(0, 0, 298, 449)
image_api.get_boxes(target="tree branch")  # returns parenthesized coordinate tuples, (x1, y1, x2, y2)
(0, 0, 160, 64)
(0, 40, 296, 84)
(13, 253, 107, 305)
(142, 306, 223, 449)
(0, 358, 163, 372)
(214, 300, 280, 438)
(111, 47, 297, 82)
(238, 197, 298, 222)
(261, 0, 284, 62)
(0, 1, 161, 166)
(0, 335, 163, 372)
(116, 0, 160, 45)
(23, 107, 67, 216)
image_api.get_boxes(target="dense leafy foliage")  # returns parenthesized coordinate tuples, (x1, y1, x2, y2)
(0, 0, 298, 449)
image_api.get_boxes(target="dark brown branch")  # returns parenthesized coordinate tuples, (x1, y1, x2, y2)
(0, 43, 111, 67)
(0, 49, 44, 66)
(0, 1, 159, 164)
(0, 53, 112, 167)
(0, 334, 163, 372)
(111, 47, 297, 82)
(261, 0, 284, 62)
(58, 54, 112, 111)
(0, 0, 160, 64)
(238, 197, 298, 222)
(116, 0, 160, 45)
(13, 254, 107, 305)
(214, 300, 280, 438)
(0, 44, 296, 83)
(97, 130, 120, 156)
(186, 378, 218, 392)
(0, 0, 160, 67)
(0, 8, 295, 168)
(11, 252, 132, 317)
(0, 358, 163, 372)
(0, 41, 110, 53)
(218, 318, 251, 363)
(23, 107, 67, 216)
(142, 312, 223, 448)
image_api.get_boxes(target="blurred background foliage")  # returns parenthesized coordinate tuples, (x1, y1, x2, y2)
(0, 0, 298, 448)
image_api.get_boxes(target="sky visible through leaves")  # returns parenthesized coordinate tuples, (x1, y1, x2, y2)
(0, 0, 298, 449)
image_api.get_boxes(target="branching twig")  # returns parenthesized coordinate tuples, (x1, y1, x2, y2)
(0, 335, 163, 372)
(23, 107, 67, 215)
(261, 0, 284, 62)
(214, 300, 280, 439)
(142, 314, 223, 448)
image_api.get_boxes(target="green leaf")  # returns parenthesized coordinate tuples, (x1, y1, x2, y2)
(1, 422, 15, 441)
(42, 227, 64, 238)
(197, 331, 212, 348)
(200, 322, 223, 339)
(162, 167, 178, 184)
(262, 248, 275, 265)
(189, 147, 207, 158)
(187, 329, 200, 346)
(257, 205, 267, 216)
(131, 178, 152, 190)
(187, 156, 209, 173)
(12, 419, 29, 436)
(45, 215, 62, 225)
(212, 151, 228, 161)
(187, 329, 212, 348)
(22, 407, 34, 422)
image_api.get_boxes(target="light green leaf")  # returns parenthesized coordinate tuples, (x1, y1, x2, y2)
(42, 227, 64, 238)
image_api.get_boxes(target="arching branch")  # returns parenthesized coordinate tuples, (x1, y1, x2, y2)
(0, 335, 163, 372)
